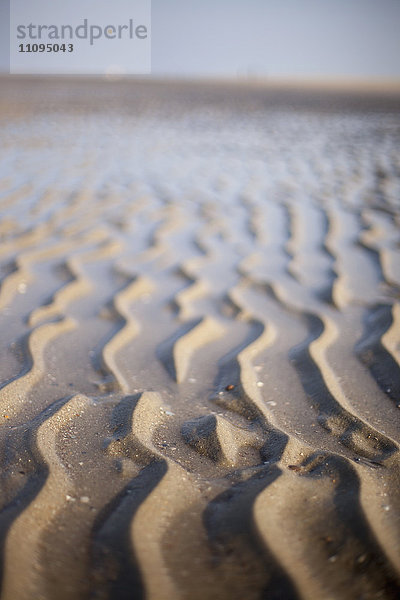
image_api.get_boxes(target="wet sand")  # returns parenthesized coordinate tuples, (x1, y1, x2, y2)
(0, 77, 400, 599)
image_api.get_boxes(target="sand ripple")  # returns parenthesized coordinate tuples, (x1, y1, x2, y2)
(0, 78, 399, 599)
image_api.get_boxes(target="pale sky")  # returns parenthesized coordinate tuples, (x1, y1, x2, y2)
(1, 0, 400, 78)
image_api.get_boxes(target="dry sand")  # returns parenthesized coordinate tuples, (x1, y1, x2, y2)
(0, 77, 399, 600)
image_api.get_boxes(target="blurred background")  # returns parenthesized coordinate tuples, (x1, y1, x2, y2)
(1, 0, 400, 81)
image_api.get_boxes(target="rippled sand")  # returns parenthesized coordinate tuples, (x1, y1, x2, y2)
(0, 77, 400, 600)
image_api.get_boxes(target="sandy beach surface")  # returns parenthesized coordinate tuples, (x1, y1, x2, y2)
(0, 77, 399, 599)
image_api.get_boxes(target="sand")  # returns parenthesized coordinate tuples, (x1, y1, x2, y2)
(0, 76, 399, 600)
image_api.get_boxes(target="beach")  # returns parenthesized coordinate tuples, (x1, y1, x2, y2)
(0, 77, 399, 599)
